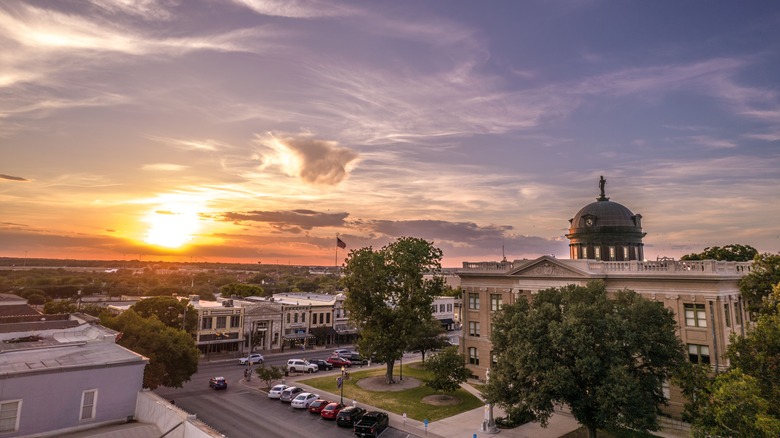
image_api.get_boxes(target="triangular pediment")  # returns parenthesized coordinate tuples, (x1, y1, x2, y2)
(245, 302, 282, 317)
(507, 255, 593, 279)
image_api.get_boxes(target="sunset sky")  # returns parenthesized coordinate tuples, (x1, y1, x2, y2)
(2, 1, 779, 267)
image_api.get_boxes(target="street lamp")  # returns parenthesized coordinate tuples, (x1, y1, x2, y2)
(340, 366, 346, 404)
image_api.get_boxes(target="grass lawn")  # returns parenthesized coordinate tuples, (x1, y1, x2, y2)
(561, 426, 661, 438)
(299, 363, 484, 422)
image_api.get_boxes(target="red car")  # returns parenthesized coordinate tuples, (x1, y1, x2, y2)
(308, 399, 332, 414)
(320, 402, 345, 420)
(326, 356, 352, 367)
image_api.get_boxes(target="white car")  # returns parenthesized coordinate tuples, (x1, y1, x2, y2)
(268, 384, 289, 399)
(287, 359, 318, 373)
(290, 392, 319, 409)
(238, 353, 264, 365)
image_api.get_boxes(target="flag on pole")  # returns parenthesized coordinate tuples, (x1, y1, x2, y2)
(337, 237, 347, 249)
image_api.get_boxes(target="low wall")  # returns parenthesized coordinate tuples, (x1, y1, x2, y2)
(135, 390, 224, 438)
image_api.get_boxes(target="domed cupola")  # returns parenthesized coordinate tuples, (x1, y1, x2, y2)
(566, 176, 646, 261)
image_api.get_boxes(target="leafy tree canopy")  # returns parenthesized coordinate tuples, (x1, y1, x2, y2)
(739, 252, 780, 315)
(220, 282, 265, 298)
(101, 310, 199, 390)
(690, 369, 780, 438)
(43, 300, 77, 314)
(681, 244, 758, 261)
(406, 316, 448, 363)
(727, 310, 780, 415)
(425, 346, 471, 394)
(255, 363, 285, 390)
(343, 236, 445, 384)
(130, 296, 197, 332)
(484, 281, 685, 438)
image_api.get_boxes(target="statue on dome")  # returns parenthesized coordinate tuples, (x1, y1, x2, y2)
(598, 176, 608, 201)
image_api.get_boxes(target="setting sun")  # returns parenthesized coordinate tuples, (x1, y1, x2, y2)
(143, 205, 201, 248)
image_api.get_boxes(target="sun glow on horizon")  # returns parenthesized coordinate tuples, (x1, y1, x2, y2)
(143, 203, 201, 248)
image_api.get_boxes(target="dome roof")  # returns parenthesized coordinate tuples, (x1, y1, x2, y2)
(570, 200, 638, 228)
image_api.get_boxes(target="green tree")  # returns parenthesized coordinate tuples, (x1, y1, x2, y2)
(255, 363, 285, 390)
(43, 300, 77, 314)
(484, 281, 685, 438)
(691, 369, 780, 437)
(739, 253, 780, 315)
(130, 296, 197, 332)
(101, 310, 200, 390)
(343, 237, 445, 384)
(727, 310, 780, 415)
(406, 316, 448, 363)
(26, 293, 46, 305)
(425, 346, 471, 395)
(220, 283, 264, 298)
(681, 244, 758, 261)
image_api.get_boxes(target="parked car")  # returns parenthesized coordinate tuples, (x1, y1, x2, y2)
(290, 392, 319, 409)
(308, 359, 333, 371)
(238, 353, 264, 365)
(208, 376, 227, 390)
(279, 386, 304, 403)
(326, 356, 352, 367)
(345, 353, 368, 366)
(353, 411, 389, 437)
(287, 359, 318, 373)
(335, 406, 366, 427)
(307, 399, 332, 414)
(268, 384, 289, 399)
(320, 402, 344, 420)
(333, 348, 353, 357)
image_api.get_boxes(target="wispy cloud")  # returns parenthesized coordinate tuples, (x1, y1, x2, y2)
(142, 163, 188, 171)
(230, 0, 356, 18)
(220, 209, 349, 232)
(88, 0, 176, 21)
(0, 174, 29, 182)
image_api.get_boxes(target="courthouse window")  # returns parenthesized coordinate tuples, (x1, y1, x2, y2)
(230, 315, 240, 327)
(684, 304, 707, 327)
(468, 293, 480, 310)
(0, 400, 22, 433)
(490, 294, 503, 311)
(468, 347, 479, 365)
(594, 247, 601, 260)
(201, 317, 212, 330)
(724, 303, 731, 328)
(688, 344, 710, 364)
(216, 316, 226, 329)
(623, 247, 629, 260)
(469, 321, 480, 337)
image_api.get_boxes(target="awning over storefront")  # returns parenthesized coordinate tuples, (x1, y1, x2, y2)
(282, 333, 316, 340)
(438, 318, 455, 326)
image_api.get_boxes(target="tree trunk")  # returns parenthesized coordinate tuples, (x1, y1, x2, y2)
(587, 425, 597, 438)
(385, 359, 396, 384)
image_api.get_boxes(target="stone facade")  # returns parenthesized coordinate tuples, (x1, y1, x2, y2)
(457, 256, 752, 416)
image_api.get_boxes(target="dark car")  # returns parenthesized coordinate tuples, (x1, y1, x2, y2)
(345, 353, 368, 366)
(354, 411, 389, 437)
(308, 399, 332, 414)
(208, 376, 227, 390)
(326, 356, 353, 368)
(308, 359, 333, 371)
(335, 406, 366, 427)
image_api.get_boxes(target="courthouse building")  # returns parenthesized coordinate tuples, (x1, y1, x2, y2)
(457, 177, 752, 415)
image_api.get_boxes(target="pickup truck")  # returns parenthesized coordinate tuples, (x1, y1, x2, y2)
(353, 411, 389, 437)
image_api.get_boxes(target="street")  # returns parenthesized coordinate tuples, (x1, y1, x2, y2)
(154, 350, 421, 438)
